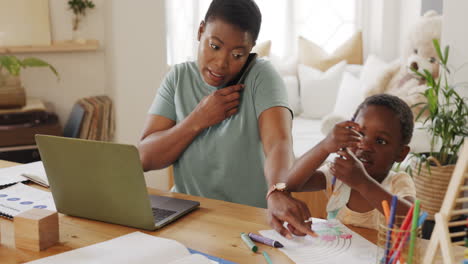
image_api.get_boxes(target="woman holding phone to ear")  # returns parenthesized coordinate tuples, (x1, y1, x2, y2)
(138, 1, 314, 235)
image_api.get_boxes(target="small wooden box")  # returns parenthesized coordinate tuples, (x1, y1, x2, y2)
(14, 209, 59, 251)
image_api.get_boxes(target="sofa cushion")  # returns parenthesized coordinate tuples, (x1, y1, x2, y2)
(252, 40, 271, 58)
(359, 54, 389, 91)
(292, 117, 324, 157)
(333, 72, 364, 120)
(298, 31, 363, 72)
(298, 61, 347, 118)
(282, 75, 301, 116)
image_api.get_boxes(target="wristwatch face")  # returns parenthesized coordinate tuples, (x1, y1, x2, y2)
(275, 182, 286, 191)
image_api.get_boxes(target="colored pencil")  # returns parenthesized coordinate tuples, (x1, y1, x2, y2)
(407, 200, 420, 264)
(388, 204, 414, 259)
(389, 210, 427, 264)
(381, 200, 391, 224)
(383, 196, 398, 264)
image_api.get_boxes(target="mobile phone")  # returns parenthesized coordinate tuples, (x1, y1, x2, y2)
(226, 53, 258, 86)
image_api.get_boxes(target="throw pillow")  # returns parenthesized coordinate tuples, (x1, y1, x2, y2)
(298, 61, 347, 119)
(320, 72, 364, 135)
(298, 31, 363, 72)
(359, 54, 389, 92)
(252, 40, 271, 58)
(270, 54, 298, 76)
(333, 71, 364, 119)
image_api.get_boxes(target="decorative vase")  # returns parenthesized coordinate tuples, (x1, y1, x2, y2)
(0, 75, 26, 109)
(411, 156, 458, 220)
(72, 29, 86, 44)
(72, 14, 86, 44)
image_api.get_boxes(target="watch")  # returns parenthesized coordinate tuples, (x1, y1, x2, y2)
(266, 182, 288, 200)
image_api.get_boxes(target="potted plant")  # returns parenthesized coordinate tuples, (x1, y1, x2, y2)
(0, 55, 59, 108)
(68, 0, 95, 43)
(409, 39, 468, 220)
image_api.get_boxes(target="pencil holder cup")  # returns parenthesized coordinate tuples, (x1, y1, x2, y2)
(376, 216, 421, 264)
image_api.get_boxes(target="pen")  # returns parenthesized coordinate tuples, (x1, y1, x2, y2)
(240, 232, 258, 252)
(248, 233, 284, 248)
(262, 251, 273, 264)
(345, 126, 363, 138)
(332, 126, 361, 190)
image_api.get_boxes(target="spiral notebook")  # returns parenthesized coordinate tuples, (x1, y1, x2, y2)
(0, 183, 56, 219)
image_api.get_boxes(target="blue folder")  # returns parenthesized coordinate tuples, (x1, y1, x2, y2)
(188, 248, 237, 264)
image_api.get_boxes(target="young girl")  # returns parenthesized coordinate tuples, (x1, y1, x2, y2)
(268, 94, 416, 236)
(139, 0, 294, 208)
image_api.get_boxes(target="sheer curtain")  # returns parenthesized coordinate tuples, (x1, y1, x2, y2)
(165, 0, 358, 65)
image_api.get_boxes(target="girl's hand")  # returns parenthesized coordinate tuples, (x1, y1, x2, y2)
(330, 149, 372, 191)
(322, 121, 362, 154)
(191, 84, 244, 129)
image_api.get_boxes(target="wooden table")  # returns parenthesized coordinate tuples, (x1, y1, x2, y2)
(0, 160, 380, 264)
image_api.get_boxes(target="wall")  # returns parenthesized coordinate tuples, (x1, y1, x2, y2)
(361, 0, 445, 62)
(20, 0, 107, 126)
(360, 0, 420, 62)
(18, 0, 170, 190)
(104, 1, 169, 189)
(442, 0, 468, 99)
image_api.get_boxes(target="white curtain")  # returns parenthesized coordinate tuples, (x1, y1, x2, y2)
(165, 0, 358, 65)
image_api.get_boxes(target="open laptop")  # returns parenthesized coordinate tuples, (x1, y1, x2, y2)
(35, 135, 200, 231)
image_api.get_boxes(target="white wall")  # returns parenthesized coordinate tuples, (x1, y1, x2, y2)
(442, 0, 468, 99)
(18, 0, 170, 190)
(20, 0, 107, 126)
(104, 0, 170, 189)
(361, 0, 422, 62)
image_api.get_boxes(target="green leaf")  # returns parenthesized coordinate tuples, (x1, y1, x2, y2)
(433, 39, 443, 63)
(0, 56, 22, 76)
(21, 58, 59, 79)
(444, 45, 450, 65)
(0, 56, 59, 80)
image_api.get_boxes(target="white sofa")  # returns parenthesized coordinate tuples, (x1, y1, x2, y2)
(273, 55, 432, 159)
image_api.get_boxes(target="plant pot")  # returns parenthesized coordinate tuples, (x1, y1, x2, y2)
(411, 156, 458, 220)
(0, 75, 26, 109)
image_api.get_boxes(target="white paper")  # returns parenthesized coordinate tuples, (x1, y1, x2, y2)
(0, 163, 30, 187)
(21, 161, 49, 187)
(0, 183, 56, 217)
(260, 218, 382, 264)
(26, 232, 214, 264)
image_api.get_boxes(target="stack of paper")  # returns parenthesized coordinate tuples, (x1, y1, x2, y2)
(0, 183, 56, 218)
(77, 96, 115, 141)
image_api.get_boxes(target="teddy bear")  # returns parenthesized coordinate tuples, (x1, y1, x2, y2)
(365, 10, 442, 118)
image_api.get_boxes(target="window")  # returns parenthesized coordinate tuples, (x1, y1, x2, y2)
(165, 0, 357, 65)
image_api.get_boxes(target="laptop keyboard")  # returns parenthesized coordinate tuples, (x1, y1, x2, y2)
(152, 208, 177, 223)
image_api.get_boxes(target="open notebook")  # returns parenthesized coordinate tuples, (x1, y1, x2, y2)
(26, 232, 219, 264)
(0, 161, 48, 188)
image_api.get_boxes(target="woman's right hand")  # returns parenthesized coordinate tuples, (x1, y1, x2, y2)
(267, 191, 317, 238)
(191, 84, 244, 129)
(321, 120, 362, 153)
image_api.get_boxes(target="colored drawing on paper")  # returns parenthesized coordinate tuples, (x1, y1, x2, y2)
(259, 218, 379, 264)
(312, 219, 353, 241)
